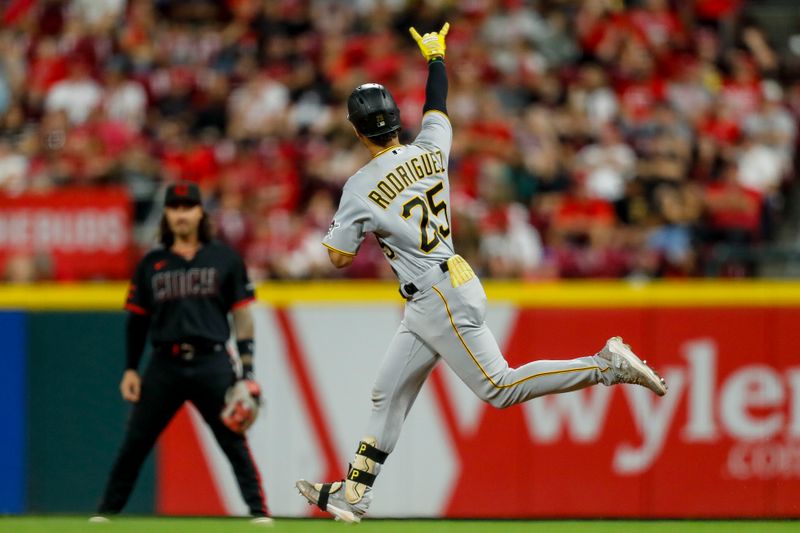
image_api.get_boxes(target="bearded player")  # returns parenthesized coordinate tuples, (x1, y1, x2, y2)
(295, 24, 667, 523)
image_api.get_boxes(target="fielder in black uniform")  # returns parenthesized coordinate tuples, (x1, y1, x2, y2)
(93, 183, 270, 523)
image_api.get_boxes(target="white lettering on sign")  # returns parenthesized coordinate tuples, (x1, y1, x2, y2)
(788, 369, 800, 438)
(682, 339, 719, 441)
(524, 385, 612, 443)
(721, 366, 785, 441)
(613, 368, 685, 474)
(520, 338, 800, 478)
(727, 441, 800, 480)
(0, 208, 128, 252)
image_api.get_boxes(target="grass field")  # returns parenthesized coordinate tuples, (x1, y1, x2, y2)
(0, 518, 798, 533)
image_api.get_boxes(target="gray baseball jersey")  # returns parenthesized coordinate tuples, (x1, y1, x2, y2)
(320, 110, 618, 512)
(323, 111, 454, 285)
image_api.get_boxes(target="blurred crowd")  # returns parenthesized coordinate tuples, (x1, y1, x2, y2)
(0, 0, 798, 281)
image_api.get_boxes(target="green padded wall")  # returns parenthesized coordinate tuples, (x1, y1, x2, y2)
(26, 312, 155, 513)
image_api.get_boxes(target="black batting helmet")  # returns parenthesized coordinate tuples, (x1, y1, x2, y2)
(347, 83, 401, 138)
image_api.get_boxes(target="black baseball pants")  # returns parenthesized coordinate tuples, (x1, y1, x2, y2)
(97, 350, 268, 516)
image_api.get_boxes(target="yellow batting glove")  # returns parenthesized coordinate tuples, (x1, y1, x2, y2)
(409, 22, 450, 61)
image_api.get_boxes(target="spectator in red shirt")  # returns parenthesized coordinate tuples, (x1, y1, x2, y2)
(703, 163, 762, 244)
(695, 99, 740, 182)
(720, 51, 762, 120)
(27, 37, 68, 112)
(576, 0, 627, 63)
(626, 0, 686, 57)
(551, 173, 616, 249)
(616, 38, 666, 125)
(551, 173, 630, 278)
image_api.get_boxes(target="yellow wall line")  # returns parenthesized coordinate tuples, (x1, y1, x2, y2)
(1, 280, 800, 310)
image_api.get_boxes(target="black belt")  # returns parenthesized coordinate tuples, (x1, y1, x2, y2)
(154, 340, 225, 361)
(400, 260, 449, 299)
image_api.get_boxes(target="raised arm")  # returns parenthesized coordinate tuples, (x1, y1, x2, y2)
(410, 23, 449, 116)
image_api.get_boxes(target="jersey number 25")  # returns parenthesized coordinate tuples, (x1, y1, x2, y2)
(401, 181, 451, 254)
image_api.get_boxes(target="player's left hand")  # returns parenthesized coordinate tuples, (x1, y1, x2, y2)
(221, 379, 261, 434)
(409, 22, 449, 61)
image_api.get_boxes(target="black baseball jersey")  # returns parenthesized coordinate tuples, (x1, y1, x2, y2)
(125, 240, 255, 344)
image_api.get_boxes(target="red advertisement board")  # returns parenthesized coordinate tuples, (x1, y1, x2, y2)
(443, 307, 800, 517)
(157, 304, 800, 518)
(0, 188, 132, 279)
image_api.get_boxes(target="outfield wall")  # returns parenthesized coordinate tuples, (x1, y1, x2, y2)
(2, 281, 800, 518)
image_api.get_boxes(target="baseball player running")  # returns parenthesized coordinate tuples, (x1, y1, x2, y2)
(296, 24, 667, 523)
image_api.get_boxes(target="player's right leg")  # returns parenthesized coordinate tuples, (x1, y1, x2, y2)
(296, 324, 438, 522)
(407, 265, 666, 409)
(96, 356, 186, 515)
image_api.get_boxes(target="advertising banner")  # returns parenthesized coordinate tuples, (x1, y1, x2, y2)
(156, 302, 800, 518)
(0, 188, 132, 280)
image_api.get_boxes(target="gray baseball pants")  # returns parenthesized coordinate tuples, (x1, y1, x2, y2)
(364, 264, 613, 454)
